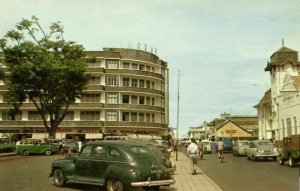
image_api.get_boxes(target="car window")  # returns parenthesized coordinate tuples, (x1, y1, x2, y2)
(258, 142, 271, 145)
(241, 142, 249, 146)
(108, 148, 121, 158)
(93, 146, 106, 158)
(81, 146, 92, 157)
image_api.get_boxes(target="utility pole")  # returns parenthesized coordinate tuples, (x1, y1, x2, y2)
(176, 70, 180, 161)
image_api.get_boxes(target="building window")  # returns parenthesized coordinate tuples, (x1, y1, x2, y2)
(123, 62, 130, 69)
(107, 93, 118, 104)
(131, 112, 137, 122)
(64, 111, 74, 120)
(131, 95, 138, 104)
(122, 95, 130, 104)
(151, 67, 155, 72)
(2, 111, 22, 120)
(146, 97, 151, 105)
(139, 96, 144, 105)
(281, 119, 285, 138)
(139, 79, 144, 88)
(131, 79, 138, 87)
(107, 111, 117, 121)
(152, 81, 155, 89)
(81, 94, 101, 103)
(146, 113, 150, 122)
(146, 80, 150, 88)
(139, 64, 145, 71)
(89, 76, 101, 85)
(286, 118, 292, 137)
(139, 113, 144, 122)
(28, 111, 41, 120)
(80, 111, 100, 121)
(152, 98, 155, 105)
(107, 75, 118, 86)
(152, 114, 155, 123)
(123, 78, 130, 87)
(146, 66, 151, 71)
(132, 63, 138, 70)
(106, 60, 118, 69)
(122, 112, 130, 121)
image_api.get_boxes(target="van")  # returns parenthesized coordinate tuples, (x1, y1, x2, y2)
(17, 138, 58, 156)
(221, 137, 233, 152)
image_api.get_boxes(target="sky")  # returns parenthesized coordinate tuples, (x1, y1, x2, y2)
(1, 0, 300, 137)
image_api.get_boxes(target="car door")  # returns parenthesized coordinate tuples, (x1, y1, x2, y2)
(74, 145, 93, 181)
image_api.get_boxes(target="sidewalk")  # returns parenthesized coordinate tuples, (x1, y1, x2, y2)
(163, 151, 223, 191)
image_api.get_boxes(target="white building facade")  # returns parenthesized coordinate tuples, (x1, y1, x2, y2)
(260, 45, 300, 141)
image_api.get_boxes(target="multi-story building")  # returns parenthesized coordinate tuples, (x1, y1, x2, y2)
(0, 48, 169, 140)
(257, 45, 300, 141)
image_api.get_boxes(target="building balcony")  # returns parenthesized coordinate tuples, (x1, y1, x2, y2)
(105, 86, 164, 96)
(104, 104, 165, 112)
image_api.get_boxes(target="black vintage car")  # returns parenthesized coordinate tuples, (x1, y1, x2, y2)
(49, 141, 174, 191)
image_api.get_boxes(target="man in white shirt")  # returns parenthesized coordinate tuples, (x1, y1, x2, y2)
(187, 138, 199, 175)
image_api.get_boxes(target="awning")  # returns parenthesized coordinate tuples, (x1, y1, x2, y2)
(85, 133, 103, 139)
(32, 133, 47, 139)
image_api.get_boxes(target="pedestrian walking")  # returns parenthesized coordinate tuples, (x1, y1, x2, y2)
(216, 138, 225, 162)
(187, 138, 199, 175)
(197, 139, 204, 159)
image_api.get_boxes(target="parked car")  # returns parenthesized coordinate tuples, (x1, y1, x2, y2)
(278, 134, 300, 167)
(246, 140, 277, 161)
(17, 138, 58, 156)
(50, 141, 174, 191)
(127, 140, 176, 174)
(232, 140, 250, 156)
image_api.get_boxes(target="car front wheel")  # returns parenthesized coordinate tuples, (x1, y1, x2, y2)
(23, 150, 29, 156)
(106, 178, 124, 191)
(45, 150, 52, 156)
(53, 169, 65, 187)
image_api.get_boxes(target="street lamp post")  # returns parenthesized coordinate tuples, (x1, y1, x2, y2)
(176, 70, 180, 161)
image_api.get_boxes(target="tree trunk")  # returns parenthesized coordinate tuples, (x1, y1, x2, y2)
(48, 127, 57, 139)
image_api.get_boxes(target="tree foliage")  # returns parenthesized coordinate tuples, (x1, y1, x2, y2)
(0, 16, 89, 138)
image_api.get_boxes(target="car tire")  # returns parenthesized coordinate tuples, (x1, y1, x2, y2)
(106, 178, 124, 191)
(53, 169, 65, 187)
(272, 156, 277, 161)
(278, 155, 284, 165)
(23, 150, 29, 156)
(288, 157, 295, 167)
(45, 150, 52, 156)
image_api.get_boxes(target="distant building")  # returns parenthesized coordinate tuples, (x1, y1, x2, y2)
(0, 48, 169, 140)
(190, 113, 258, 140)
(259, 45, 300, 141)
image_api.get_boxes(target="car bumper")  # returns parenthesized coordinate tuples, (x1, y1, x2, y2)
(131, 177, 174, 187)
(256, 154, 276, 158)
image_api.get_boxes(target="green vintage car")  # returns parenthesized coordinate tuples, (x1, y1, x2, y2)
(49, 141, 174, 191)
(17, 138, 58, 156)
(50, 141, 174, 191)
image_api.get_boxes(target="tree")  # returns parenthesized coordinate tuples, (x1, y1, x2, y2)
(0, 16, 89, 138)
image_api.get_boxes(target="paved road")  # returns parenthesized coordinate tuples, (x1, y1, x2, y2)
(195, 152, 300, 191)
